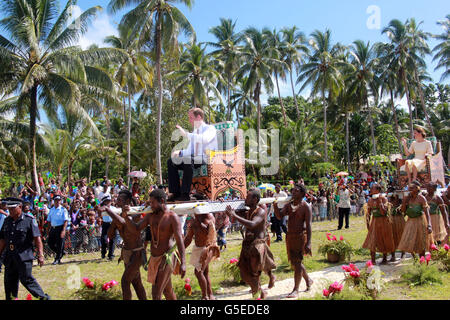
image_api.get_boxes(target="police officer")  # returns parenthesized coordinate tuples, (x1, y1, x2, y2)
(47, 195, 69, 265)
(99, 194, 115, 260)
(0, 197, 50, 300)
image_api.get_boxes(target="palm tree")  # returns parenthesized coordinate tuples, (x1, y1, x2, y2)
(0, 0, 124, 194)
(207, 18, 241, 120)
(263, 27, 289, 126)
(406, 19, 435, 137)
(432, 15, 450, 81)
(171, 43, 223, 111)
(235, 27, 282, 147)
(348, 40, 378, 156)
(105, 23, 153, 185)
(108, 0, 196, 185)
(381, 19, 431, 138)
(297, 29, 346, 162)
(281, 26, 309, 120)
(231, 77, 255, 126)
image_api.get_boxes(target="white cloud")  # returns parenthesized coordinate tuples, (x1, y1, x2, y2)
(69, 5, 118, 49)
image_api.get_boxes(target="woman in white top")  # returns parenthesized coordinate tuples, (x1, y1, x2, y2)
(401, 127, 433, 185)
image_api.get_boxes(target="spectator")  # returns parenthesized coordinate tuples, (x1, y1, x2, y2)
(337, 184, 352, 230)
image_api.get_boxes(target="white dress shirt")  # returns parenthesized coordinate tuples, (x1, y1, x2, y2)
(180, 122, 218, 164)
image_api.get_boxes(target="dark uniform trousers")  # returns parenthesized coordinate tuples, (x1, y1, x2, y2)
(100, 222, 115, 258)
(4, 255, 45, 300)
(48, 225, 65, 260)
(167, 158, 204, 196)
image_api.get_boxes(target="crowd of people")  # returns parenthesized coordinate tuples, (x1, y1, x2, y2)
(0, 168, 449, 300)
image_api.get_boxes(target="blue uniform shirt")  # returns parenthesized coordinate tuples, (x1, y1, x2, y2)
(0, 209, 8, 230)
(47, 205, 69, 227)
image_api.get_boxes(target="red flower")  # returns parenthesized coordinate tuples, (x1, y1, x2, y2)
(340, 236, 344, 241)
(430, 244, 438, 251)
(230, 258, 238, 264)
(329, 282, 343, 293)
(349, 263, 359, 272)
(326, 233, 332, 241)
(82, 278, 94, 289)
(102, 283, 111, 291)
(323, 289, 330, 297)
(184, 283, 192, 296)
(332, 235, 337, 241)
(425, 254, 431, 265)
(26, 294, 33, 300)
(185, 278, 191, 284)
(341, 265, 352, 272)
(108, 280, 118, 287)
(419, 256, 426, 264)
(366, 260, 374, 268)
(349, 271, 360, 278)
(444, 244, 450, 251)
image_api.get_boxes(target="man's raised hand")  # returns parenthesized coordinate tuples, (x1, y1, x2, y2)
(176, 125, 187, 137)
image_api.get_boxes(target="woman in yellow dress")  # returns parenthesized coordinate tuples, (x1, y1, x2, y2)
(397, 181, 434, 257)
(400, 127, 433, 185)
(425, 182, 449, 244)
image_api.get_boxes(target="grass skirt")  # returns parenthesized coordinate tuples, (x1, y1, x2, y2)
(397, 215, 434, 254)
(391, 215, 406, 249)
(362, 216, 395, 253)
(430, 214, 447, 242)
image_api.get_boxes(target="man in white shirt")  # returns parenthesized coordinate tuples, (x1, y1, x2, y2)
(167, 108, 218, 201)
(270, 184, 288, 242)
(337, 184, 352, 230)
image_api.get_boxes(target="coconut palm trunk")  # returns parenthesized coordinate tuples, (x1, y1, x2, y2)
(366, 98, 377, 155)
(414, 71, 435, 137)
(275, 73, 287, 126)
(289, 66, 300, 119)
(127, 91, 132, 186)
(88, 159, 93, 184)
(255, 81, 262, 151)
(105, 108, 110, 178)
(322, 89, 328, 162)
(30, 85, 40, 196)
(155, 12, 163, 185)
(402, 70, 414, 139)
(345, 111, 351, 173)
(389, 88, 403, 152)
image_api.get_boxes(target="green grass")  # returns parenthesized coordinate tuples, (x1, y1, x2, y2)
(1, 216, 447, 300)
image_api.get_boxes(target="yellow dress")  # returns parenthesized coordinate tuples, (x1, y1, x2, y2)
(400, 140, 433, 172)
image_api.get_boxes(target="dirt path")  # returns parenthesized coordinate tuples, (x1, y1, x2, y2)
(216, 253, 411, 300)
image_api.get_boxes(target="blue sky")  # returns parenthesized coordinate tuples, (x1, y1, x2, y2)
(72, 0, 450, 79)
(69, 0, 449, 107)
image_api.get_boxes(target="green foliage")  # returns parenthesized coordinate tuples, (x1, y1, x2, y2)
(318, 235, 353, 261)
(72, 278, 122, 300)
(311, 162, 338, 177)
(221, 259, 243, 284)
(401, 258, 443, 287)
(430, 246, 450, 272)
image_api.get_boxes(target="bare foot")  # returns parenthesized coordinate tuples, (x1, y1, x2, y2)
(201, 296, 209, 300)
(305, 278, 314, 291)
(268, 274, 276, 289)
(208, 295, 216, 300)
(286, 290, 298, 299)
(390, 256, 397, 262)
(260, 289, 267, 300)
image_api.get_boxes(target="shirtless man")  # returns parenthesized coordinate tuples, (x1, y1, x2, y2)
(137, 188, 186, 300)
(225, 189, 276, 300)
(184, 213, 220, 300)
(274, 183, 313, 298)
(97, 190, 147, 300)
